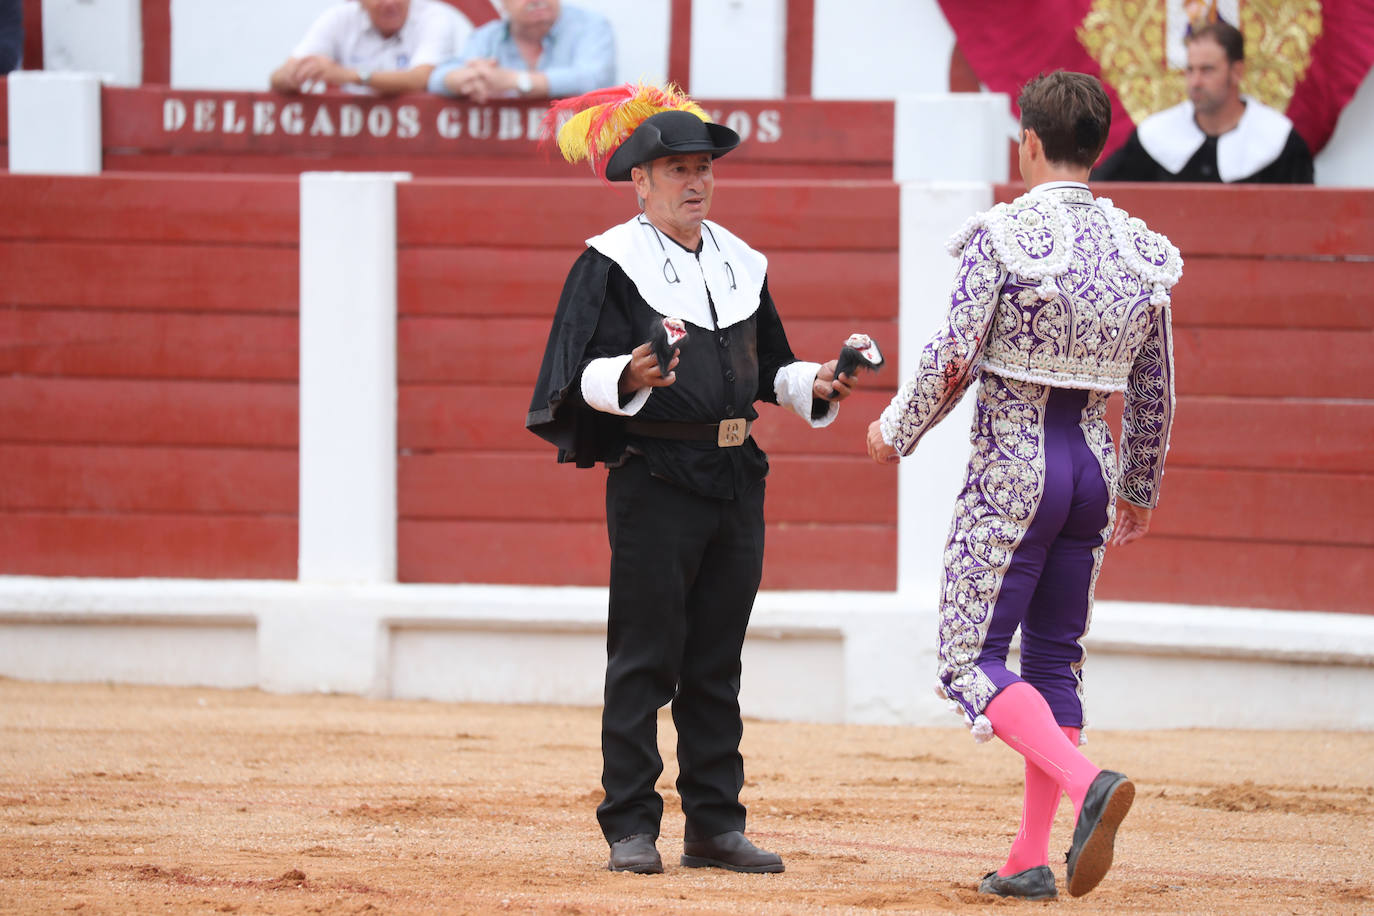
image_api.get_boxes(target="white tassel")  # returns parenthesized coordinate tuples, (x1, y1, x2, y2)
(945, 215, 981, 256)
(970, 715, 994, 743)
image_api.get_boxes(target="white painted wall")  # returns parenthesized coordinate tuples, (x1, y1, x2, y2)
(582, 0, 670, 88)
(812, 0, 955, 99)
(171, 0, 348, 91)
(41, 0, 142, 85)
(168, 0, 665, 93)
(689, 0, 786, 98)
(2, 578, 1372, 731)
(1315, 65, 1374, 187)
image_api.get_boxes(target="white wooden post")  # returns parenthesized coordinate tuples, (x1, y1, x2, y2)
(6, 71, 102, 175)
(297, 172, 408, 585)
(891, 94, 1010, 596)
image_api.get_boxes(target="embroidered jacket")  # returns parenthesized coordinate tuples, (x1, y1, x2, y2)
(879, 184, 1183, 507)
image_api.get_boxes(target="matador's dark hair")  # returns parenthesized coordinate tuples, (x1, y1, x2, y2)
(1017, 70, 1112, 169)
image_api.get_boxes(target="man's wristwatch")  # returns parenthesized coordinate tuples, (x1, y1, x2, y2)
(357, 69, 371, 86)
(515, 71, 533, 94)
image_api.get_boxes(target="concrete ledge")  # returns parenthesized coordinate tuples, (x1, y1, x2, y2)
(0, 576, 1369, 731)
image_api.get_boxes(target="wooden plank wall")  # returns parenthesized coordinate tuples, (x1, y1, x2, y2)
(0, 173, 301, 577)
(992, 184, 1374, 613)
(394, 178, 901, 589)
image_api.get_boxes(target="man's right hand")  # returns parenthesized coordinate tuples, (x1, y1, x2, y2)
(291, 55, 335, 86)
(619, 342, 678, 395)
(1110, 500, 1152, 546)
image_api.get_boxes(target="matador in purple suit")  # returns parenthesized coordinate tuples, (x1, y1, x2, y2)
(868, 72, 1182, 901)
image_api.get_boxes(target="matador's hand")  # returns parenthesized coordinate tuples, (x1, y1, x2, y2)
(1110, 500, 1152, 546)
(867, 420, 899, 465)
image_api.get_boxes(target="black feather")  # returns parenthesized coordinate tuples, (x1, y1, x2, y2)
(830, 333, 884, 398)
(649, 317, 688, 376)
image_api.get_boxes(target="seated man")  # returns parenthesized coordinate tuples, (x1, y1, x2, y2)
(428, 0, 614, 103)
(270, 0, 463, 97)
(1093, 19, 1314, 183)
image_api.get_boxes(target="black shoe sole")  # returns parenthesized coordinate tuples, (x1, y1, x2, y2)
(680, 854, 784, 874)
(1068, 776, 1134, 897)
(608, 861, 663, 875)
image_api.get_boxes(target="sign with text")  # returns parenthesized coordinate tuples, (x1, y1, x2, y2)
(99, 87, 894, 177)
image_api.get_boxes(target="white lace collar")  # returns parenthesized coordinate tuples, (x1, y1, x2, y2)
(1137, 96, 1294, 182)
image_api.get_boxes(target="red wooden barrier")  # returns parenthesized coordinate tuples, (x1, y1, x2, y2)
(394, 177, 902, 590)
(993, 183, 1374, 613)
(0, 173, 300, 579)
(3, 166, 1368, 610)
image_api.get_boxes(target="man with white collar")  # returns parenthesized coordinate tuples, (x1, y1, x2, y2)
(1093, 20, 1313, 183)
(527, 84, 858, 876)
(270, 0, 463, 96)
(870, 71, 1182, 900)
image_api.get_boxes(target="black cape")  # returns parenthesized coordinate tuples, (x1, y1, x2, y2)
(525, 249, 626, 468)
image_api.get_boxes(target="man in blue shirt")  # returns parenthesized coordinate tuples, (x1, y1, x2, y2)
(428, 0, 615, 102)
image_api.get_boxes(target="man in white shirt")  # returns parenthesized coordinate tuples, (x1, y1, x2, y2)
(271, 0, 464, 96)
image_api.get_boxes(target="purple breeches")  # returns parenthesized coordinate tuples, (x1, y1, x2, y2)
(938, 376, 1116, 729)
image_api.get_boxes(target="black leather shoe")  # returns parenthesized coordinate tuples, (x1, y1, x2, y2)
(979, 866, 1057, 900)
(1066, 770, 1134, 897)
(681, 831, 784, 873)
(607, 834, 663, 874)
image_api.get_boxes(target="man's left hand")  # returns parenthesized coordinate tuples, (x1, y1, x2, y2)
(813, 359, 855, 401)
(867, 420, 899, 465)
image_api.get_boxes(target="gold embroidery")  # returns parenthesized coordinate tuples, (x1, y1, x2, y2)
(1079, 0, 1322, 124)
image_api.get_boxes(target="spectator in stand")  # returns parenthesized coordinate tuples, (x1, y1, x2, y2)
(270, 0, 463, 96)
(0, 0, 22, 74)
(428, 0, 614, 103)
(1092, 18, 1314, 183)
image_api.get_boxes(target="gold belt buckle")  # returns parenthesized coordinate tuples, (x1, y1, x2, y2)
(717, 418, 747, 447)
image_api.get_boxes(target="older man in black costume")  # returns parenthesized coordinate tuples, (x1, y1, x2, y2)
(526, 84, 861, 875)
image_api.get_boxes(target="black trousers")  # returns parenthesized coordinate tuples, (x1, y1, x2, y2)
(597, 457, 766, 844)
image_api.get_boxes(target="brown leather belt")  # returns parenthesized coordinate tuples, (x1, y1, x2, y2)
(624, 418, 752, 447)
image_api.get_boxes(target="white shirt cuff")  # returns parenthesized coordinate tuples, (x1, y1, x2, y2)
(773, 360, 838, 428)
(580, 355, 650, 416)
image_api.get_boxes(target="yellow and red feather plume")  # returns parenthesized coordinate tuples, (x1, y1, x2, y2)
(542, 82, 710, 180)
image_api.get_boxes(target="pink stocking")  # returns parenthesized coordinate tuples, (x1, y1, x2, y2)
(1000, 725, 1080, 876)
(983, 682, 1099, 815)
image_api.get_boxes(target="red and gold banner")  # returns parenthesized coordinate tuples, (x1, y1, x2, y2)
(938, 0, 1374, 157)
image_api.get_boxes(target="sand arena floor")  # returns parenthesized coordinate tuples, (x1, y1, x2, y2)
(1, 678, 1371, 914)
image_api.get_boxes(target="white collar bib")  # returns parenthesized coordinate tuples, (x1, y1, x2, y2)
(1137, 96, 1293, 182)
(586, 217, 767, 329)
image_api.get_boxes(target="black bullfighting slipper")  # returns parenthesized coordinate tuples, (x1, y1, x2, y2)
(979, 865, 1058, 900)
(681, 831, 784, 873)
(607, 833, 663, 874)
(1066, 769, 1134, 897)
